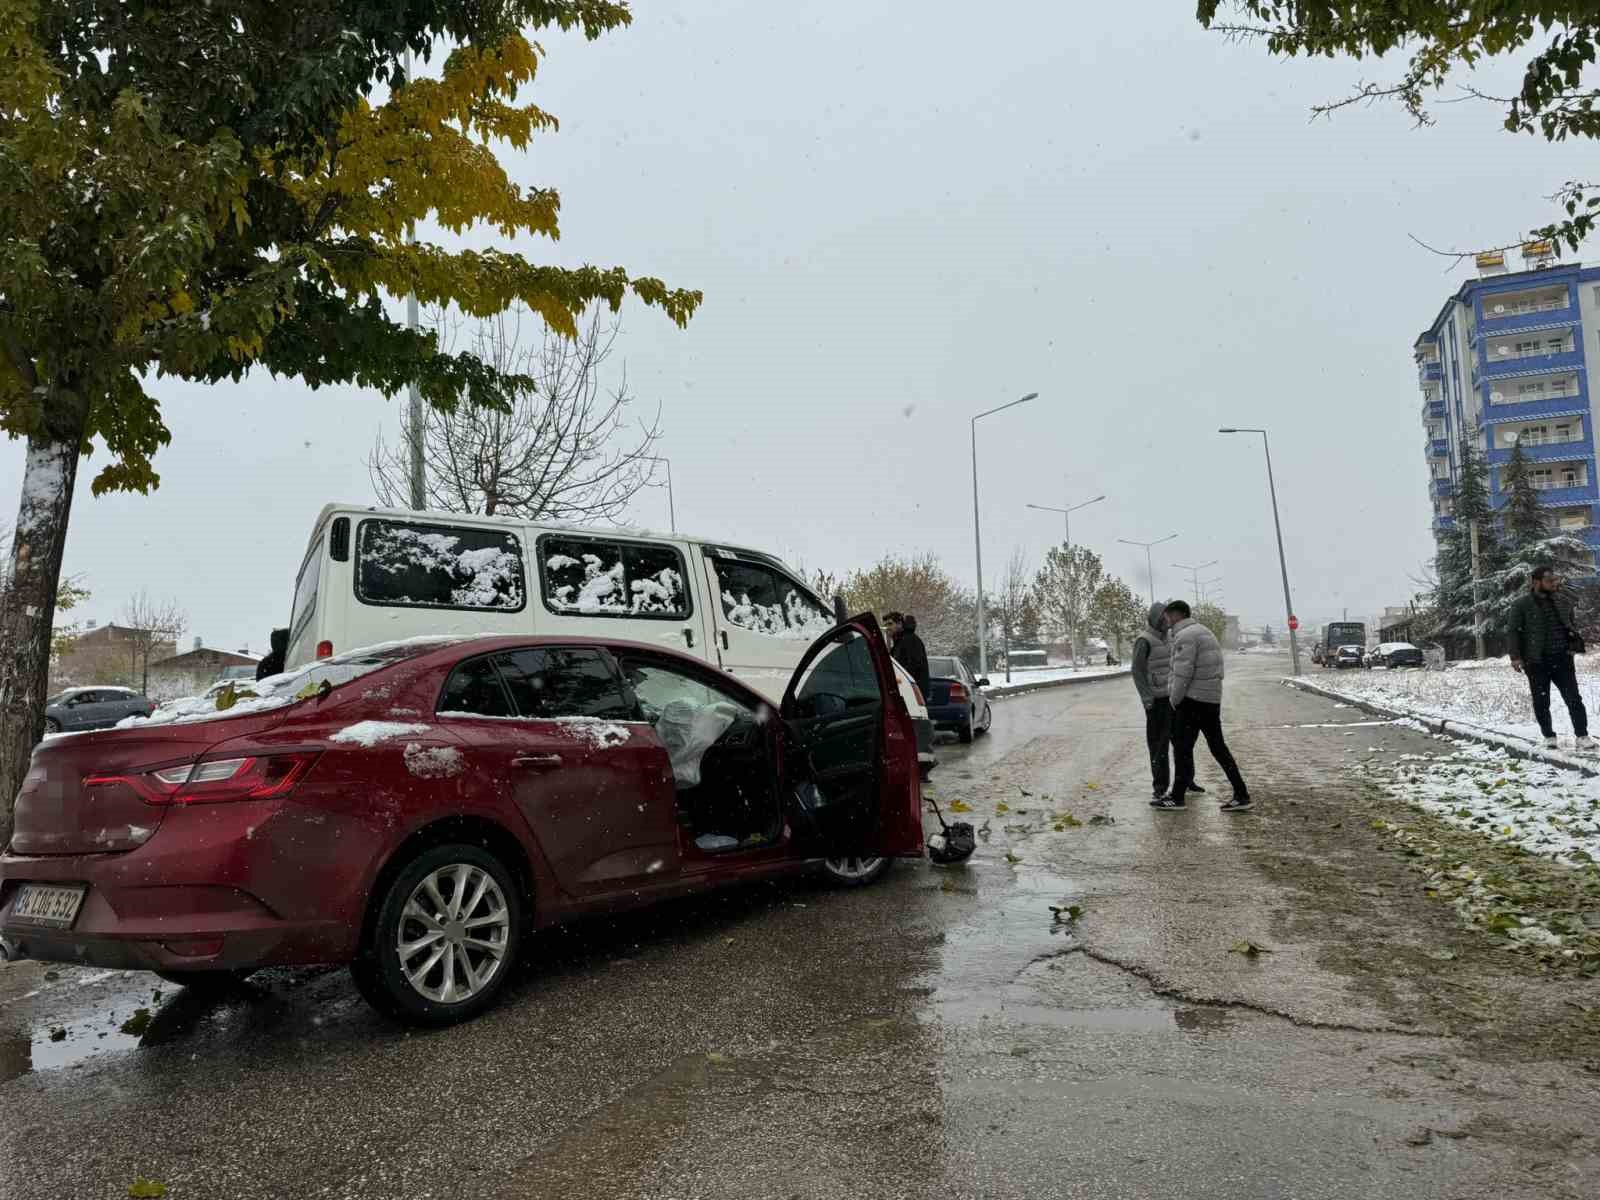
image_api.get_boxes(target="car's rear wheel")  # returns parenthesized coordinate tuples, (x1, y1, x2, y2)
(153, 968, 255, 990)
(958, 720, 974, 744)
(821, 855, 890, 887)
(43, 718, 60, 734)
(350, 842, 521, 1026)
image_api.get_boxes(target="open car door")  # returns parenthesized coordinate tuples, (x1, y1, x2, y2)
(779, 615, 924, 859)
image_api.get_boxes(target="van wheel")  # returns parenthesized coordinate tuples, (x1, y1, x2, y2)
(821, 856, 890, 887)
(351, 842, 521, 1026)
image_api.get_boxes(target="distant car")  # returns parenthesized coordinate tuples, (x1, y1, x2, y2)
(925, 655, 993, 744)
(1367, 642, 1425, 670)
(1333, 644, 1363, 669)
(43, 687, 156, 733)
(213, 664, 258, 686)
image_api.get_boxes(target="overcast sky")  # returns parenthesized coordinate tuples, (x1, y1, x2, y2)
(4, 2, 1593, 656)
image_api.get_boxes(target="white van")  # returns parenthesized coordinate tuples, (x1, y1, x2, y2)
(284, 505, 937, 769)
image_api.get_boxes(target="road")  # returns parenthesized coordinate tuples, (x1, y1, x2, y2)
(3, 651, 1599, 1199)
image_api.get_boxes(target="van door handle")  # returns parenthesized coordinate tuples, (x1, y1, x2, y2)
(682, 628, 695, 648)
(720, 631, 730, 650)
(512, 754, 563, 770)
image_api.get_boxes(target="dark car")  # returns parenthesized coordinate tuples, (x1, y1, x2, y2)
(1, 619, 924, 1026)
(925, 655, 993, 744)
(43, 687, 156, 733)
(1333, 645, 1363, 669)
(1368, 642, 1425, 669)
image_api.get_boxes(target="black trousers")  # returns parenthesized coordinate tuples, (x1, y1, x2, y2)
(1526, 655, 1588, 738)
(1145, 698, 1173, 794)
(1172, 698, 1248, 798)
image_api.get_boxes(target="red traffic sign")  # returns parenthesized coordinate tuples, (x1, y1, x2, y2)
(1288, 616, 1299, 631)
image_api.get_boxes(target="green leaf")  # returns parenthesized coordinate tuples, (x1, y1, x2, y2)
(128, 1181, 167, 1199)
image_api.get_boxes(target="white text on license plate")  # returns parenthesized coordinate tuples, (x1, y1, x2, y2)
(10, 884, 86, 928)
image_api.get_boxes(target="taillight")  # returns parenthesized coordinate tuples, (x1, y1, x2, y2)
(948, 682, 968, 705)
(86, 752, 318, 806)
(316, 640, 333, 659)
(911, 683, 925, 707)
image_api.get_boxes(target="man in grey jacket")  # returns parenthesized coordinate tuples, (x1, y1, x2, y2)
(1131, 603, 1207, 800)
(1154, 600, 1251, 812)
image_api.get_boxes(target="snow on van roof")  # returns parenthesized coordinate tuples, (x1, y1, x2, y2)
(117, 636, 470, 730)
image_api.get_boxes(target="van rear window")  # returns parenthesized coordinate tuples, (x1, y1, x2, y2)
(356, 519, 526, 612)
(539, 535, 690, 620)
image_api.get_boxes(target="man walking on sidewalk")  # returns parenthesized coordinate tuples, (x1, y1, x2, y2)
(1508, 564, 1594, 752)
(1154, 600, 1251, 812)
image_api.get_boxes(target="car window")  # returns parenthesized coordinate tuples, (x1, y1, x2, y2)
(494, 648, 635, 720)
(291, 535, 323, 641)
(539, 536, 690, 620)
(711, 557, 832, 639)
(928, 656, 962, 678)
(619, 658, 757, 724)
(438, 656, 515, 718)
(356, 518, 526, 611)
(794, 630, 882, 716)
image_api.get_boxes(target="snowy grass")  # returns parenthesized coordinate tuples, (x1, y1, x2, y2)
(1306, 656, 1600, 744)
(986, 665, 1129, 695)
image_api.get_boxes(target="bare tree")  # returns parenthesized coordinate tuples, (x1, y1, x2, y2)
(989, 547, 1035, 681)
(370, 304, 663, 521)
(121, 591, 187, 695)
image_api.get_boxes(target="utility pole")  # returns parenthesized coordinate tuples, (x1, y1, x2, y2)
(1219, 427, 1302, 675)
(1470, 518, 1486, 659)
(404, 50, 425, 512)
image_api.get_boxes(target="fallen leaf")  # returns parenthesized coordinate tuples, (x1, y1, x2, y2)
(1004, 851, 1022, 865)
(119, 1008, 153, 1037)
(1229, 940, 1273, 958)
(995, 801, 1011, 814)
(128, 1182, 167, 1199)
(48, 1027, 66, 1042)
(1088, 814, 1115, 826)
(948, 799, 973, 814)
(1084, 781, 1098, 790)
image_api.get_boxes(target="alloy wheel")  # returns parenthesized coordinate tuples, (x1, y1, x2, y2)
(823, 855, 885, 880)
(396, 863, 511, 1004)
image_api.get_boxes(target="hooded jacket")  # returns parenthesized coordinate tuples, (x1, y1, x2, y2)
(891, 615, 931, 697)
(1168, 616, 1224, 706)
(255, 627, 290, 681)
(1131, 603, 1171, 707)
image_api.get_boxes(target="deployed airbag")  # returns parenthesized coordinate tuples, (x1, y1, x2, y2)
(656, 699, 740, 787)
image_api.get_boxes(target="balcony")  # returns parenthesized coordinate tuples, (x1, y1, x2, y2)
(1480, 347, 1582, 378)
(1429, 478, 1454, 499)
(1428, 438, 1449, 458)
(1501, 438, 1591, 463)
(1433, 515, 1457, 533)
(1421, 398, 1446, 421)
(1418, 360, 1442, 384)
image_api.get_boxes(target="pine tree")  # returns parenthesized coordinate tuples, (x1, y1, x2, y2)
(1435, 434, 1507, 647)
(1484, 438, 1593, 630)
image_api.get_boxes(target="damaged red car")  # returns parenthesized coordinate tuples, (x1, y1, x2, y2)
(0, 618, 923, 1024)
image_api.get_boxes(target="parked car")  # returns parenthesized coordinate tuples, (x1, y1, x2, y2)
(1367, 642, 1425, 669)
(1333, 644, 1363, 669)
(925, 655, 993, 744)
(0, 620, 924, 1026)
(43, 687, 156, 733)
(283, 504, 938, 775)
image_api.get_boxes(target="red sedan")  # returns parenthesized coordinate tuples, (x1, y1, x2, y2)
(0, 618, 923, 1024)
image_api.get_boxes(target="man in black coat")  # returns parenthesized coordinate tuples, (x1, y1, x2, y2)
(888, 612, 931, 698)
(255, 627, 290, 681)
(1507, 564, 1593, 751)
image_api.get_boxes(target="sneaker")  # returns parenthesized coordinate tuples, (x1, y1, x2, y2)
(1544, 735, 1559, 749)
(1190, 784, 1207, 795)
(1578, 737, 1597, 752)
(1151, 796, 1187, 811)
(1220, 795, 1254, 813)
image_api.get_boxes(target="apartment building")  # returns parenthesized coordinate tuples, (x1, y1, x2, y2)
(1416, 246, 1600, 561)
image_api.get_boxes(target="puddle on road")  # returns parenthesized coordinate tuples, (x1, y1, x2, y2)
(0, 982, 159, 1081)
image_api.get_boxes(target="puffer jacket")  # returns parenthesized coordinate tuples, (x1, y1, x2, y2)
(1131, 603, 1171, 706)
(1506, 588, 1583, 664)
(1168, 617, 1224, 706)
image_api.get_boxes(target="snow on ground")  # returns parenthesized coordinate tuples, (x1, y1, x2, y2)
(329, 721, 431, 748)
(1355, 743, 1600, 867)
(1305, 656, 1600, 745)
(987, 665, 1129, 694)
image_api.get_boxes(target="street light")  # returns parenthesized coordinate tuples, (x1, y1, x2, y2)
(1173, 560, 1218, 604)
(1116, 534, 1178, 605)
(1027, 495, 1105, 668)
(640, 455, 675, 533)
(972, 392, 1039, 676)
(1198, 574, 1224, 606)
(1220, 426, 1301, 675)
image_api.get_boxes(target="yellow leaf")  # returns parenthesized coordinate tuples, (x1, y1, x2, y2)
(128, 1181, 167, 1199)
(947, 799, 973, 813)
(995, 801, 1010, 814)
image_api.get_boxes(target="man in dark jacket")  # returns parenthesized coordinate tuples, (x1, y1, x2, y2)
(255, 627, 289, 681)
(888, 612, 932, 697)
(1507, 565, 1593, 751)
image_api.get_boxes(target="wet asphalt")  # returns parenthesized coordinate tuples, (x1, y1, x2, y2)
(2, 652, 1599, 1199)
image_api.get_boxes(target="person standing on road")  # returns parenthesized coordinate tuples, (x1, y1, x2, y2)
(1132, 604, 1176, 800)
(889, 612, 931, 698)
(1154, 601, 1251, 813)
(1507, 564, 1594, 752)
(255, 627, 289, 681)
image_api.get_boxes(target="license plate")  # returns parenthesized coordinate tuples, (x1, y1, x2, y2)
(9, 883, 87, 929)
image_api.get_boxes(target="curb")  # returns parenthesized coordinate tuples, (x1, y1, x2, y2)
(1283, 676, 1600, 779)
(988, 668, 1130, 700)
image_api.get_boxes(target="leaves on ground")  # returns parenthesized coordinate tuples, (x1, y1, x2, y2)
(976, 820, 992, 842)
(47, 1026, 66, 1042)
(1004, 851, 1022, 865)
(1049, 904, 1083, 923)
(1088, 814, 1115, 826)
(119, 1008, 153, 1036)
(128, 1181, 167, 1199)
(994, 801, 1010, 814)
(947, 799, 973, 813)
(1229, 939, 1273, 957)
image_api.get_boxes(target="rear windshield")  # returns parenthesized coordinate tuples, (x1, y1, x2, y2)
(928, 657, 962, 677)
(121, 637, 466, 728)
(357, 519, 526, 612)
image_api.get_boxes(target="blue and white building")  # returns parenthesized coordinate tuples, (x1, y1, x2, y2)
(1416, 248, 1600, 563)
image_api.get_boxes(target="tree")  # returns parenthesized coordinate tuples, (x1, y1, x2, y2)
(1484, 438, 1593, 631)
(834, 553, 974, 654)
(0, 2, 700, 840)
(989, 547, 1036, 680)
(1088, 576, 1144, 659)
(120, 591, 187, 695)
(369, 305, 661, 520)
(1031, 544, 1105, 666)
(1193, 603, 1228, 645)
(1197, 2, 1600, 252)
(1434, 435, 1506, 647)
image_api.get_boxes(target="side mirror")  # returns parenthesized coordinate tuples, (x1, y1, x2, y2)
(977, 677, 991, 688)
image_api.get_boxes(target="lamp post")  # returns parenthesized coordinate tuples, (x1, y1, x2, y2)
(1198, 574, 1224, 606)
(641, 455, 675, 532)
(1026, 495, 1105, 667)
(1173, 560, 1218, 605)
(1220, 426, 1301, 675)
(1116, 534, 1178, 605)
(972, 393, 1038, 676)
